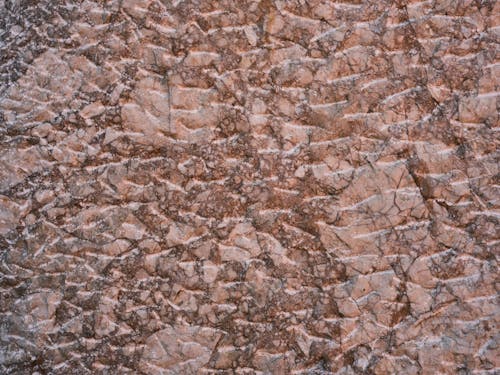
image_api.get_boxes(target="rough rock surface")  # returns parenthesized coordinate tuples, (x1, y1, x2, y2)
(0, 0, 499, 374)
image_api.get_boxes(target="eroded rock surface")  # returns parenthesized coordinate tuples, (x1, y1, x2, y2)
(0, 0, 499, 374)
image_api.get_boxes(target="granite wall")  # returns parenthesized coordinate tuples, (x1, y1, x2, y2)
(0, 0, 499, 374)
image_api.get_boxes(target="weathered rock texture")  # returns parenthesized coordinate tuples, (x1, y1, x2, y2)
(1, 0, 499, 374)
